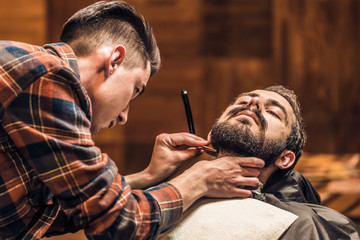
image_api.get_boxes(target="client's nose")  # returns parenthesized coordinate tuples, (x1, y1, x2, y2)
(246, 97, 263, 111)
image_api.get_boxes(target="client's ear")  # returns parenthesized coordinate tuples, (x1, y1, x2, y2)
(274, 150, 296, 169)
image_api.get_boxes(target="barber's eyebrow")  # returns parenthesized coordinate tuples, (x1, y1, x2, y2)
(135, 84, 146, 98)
(236, 92, 289, 125)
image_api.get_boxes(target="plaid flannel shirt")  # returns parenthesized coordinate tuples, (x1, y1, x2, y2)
(0, 41, 182, 240)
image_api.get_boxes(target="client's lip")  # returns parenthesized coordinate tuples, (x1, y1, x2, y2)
(235, 110, 259, 125)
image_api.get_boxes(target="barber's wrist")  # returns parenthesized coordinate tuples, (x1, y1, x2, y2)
(168, 169, 207, 210)
(141, 168, 159, 186)
(124, 170, 156, 189)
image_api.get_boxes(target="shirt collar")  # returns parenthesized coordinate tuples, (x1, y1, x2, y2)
(43, 43, 80, 79)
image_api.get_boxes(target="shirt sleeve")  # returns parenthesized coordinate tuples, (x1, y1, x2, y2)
(2, 70, 183, 239)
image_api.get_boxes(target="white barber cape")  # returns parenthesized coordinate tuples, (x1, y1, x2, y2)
(158, 198, 298, 240)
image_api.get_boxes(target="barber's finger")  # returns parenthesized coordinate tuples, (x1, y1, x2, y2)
(206, 186, 253, 198)
(236, 157, 265, 168)
(229, 187, 253, 198)
(173, 146, 204, 160)
(166, 132, 210, 147)
(235, 177, 260, 189)
(240, 167, 262, 177)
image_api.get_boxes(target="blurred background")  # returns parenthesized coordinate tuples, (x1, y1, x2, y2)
(1, 0, 359, 238)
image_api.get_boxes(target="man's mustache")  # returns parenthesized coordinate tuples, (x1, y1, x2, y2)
(226, 106, 268, 132)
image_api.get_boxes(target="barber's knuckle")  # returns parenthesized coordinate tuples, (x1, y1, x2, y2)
(228, 177, 238, 184)
(157, 133, 167, 140)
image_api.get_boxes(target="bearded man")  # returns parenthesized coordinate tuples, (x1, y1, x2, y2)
(159, 85, 360, 240)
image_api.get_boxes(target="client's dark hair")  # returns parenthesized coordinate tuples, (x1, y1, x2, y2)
(265, 85, 307, 171)
(60, 0, 160, 76)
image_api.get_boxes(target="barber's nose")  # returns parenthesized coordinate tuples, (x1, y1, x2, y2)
(118, 105, 129, 125)
(247, 97, 263, 111)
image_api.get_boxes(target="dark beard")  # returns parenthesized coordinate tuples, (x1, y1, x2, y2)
(211, 120, 286, 167)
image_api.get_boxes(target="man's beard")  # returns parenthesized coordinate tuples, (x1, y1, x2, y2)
(210, 107, 286, 167)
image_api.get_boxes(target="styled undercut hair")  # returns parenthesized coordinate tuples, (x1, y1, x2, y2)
(60, 0, 160, 76)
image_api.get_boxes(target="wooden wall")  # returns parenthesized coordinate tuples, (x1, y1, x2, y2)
(273, 0, 360, 153)
(0, 0, 46, 45)
(1, 0, 359, 175)
(119, 0, 360, 174)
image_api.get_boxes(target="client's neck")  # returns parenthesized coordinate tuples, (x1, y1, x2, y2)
(217, 151, 278, 186)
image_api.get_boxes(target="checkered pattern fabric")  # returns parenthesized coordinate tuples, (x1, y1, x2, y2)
(0, 41, 182, 240)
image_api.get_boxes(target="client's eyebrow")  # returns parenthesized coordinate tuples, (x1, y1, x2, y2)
(236, 92, 259, 100)
(236, 92, 289, 125)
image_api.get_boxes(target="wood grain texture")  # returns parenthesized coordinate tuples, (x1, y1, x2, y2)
(0, 0, 46, 45)
(273, 0, 360, 153)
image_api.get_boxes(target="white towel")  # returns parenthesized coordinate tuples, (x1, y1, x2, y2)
(158, 198, 298, 240)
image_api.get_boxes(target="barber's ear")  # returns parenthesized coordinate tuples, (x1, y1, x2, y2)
(107, 45, 126, 75)
(274, 150, 295, 170)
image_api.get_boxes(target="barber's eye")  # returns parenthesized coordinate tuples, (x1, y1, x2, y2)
(134, 88, 141, 97)
(132, 88, 140, 99)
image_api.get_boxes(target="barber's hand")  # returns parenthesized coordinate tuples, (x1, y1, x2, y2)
(146, 132, 209, 182)
(199, 157, 264, 198)
(125, 133, 209, 189)
(169, 156, 264, 210)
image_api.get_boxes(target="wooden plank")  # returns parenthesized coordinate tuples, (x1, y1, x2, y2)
(203, 0, 272, 58)
(46, 0, 94, 42)
(0, 0, 46, 45)
(273, 0, 360, 153)
(202, 58, 273, 131)
(128, 0, 202, 58)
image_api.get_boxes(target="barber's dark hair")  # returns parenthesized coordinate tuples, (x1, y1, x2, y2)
(60, 0, 160, 76)
(265, 85, 307, 170)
